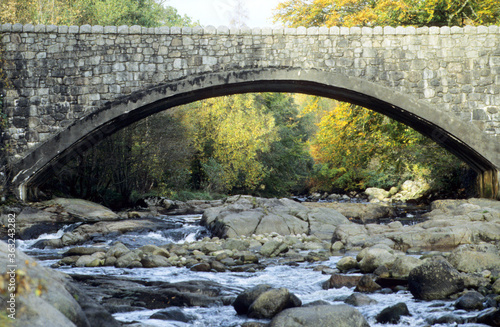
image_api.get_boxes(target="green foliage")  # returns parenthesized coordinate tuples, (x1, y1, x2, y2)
(0, 0, 196, 27)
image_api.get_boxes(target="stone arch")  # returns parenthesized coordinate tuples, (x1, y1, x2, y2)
(11, 68, 500, 200)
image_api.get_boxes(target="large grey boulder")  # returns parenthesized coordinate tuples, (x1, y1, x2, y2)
(408, 257, 464, 300)
(0, 240, 119, 327)
(447, 244, 500, 273)
(201, 196, 348, 240)
(270, 304, 369, 327)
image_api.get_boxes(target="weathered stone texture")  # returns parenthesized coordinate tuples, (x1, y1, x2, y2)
(1, 24, 499, 166)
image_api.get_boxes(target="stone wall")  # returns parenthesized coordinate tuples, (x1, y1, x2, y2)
(1, 23, 499, 169)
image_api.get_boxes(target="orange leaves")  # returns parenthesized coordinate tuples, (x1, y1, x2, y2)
(273, 0, 500, 27)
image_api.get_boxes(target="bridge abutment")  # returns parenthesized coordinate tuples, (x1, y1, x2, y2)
(477, 170, 500, 200)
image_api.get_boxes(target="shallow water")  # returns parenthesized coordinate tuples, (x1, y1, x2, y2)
(21, 214, 492, 327)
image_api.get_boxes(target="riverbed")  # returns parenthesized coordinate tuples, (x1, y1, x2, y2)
(18, 213, 494, 327)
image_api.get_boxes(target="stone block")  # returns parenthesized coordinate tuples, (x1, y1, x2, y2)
(297, 26, 307, 35)
(104, 26, 117, 34)
(23, 24, 34, 33)
(91, 25, 103, 33)
(58, 25, 69, 33)
(217, 26, 230, 35)
(340, 27, 350, 35)
(205, 26, 217, 34)
(181, 27, 192, 35)
(12, 23, 23, 32)
(384, 26, 396, 35)
(307, 27, 319, 35)
(129, 25, 141, 34)
(1, 23, 12, 32)
(118, 25, 129, 34)
(330, 26, 340, 35)
(350, 27, 361, 35)
(68, 26, 79, 33)
(318, 26, 329, 35)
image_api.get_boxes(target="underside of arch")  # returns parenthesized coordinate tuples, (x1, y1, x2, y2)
(10, 68, 500, 200)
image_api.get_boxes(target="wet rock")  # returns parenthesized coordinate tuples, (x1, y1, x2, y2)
(323, 274, 362, 289)
(210, 261, 226, 272)
(190, 262, 212, 272)
(269, 304, 369, 327)
(260, 240, 288, 257)
(72, 275, 227, 309)
(141, 254, 171, 268)
(376, 302, 411, 324)
(336, 256, 358, 272)
(426, 314, 465, 325)
(408, 257, 464, 300)
(233, 284, 273, 315)
(344, 293, 378, 306)
(75, 252, 106, 267)
(64, 247, 108, 256)
(475, 308, 500, 326)
(115, 249, 143, 268)
(150, 307, 194, 323)
(248, 288, 302, 319)
(106, 242, 131, 258)
(354, 275, 382, 293)
(241, 323, 269, 327)
(0, 241, 120, 327)
(455, 291, 485, 311)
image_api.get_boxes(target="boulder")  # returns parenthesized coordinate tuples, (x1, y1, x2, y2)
(270, 304, 369, 327)
(408, 257, 464, 300)
(455, 291, 485, 311)
(248, 288, 302, 319)
(365, 188, 390, 201)
(336, 256, 358, 272)
(304, 202, 396, 223)
(0, 240, 119, 327)
(260, 240, 288, 257)
(344, 293, 378, 306)
(201, 195, 348, 240)
(233, 284, 273, 315)
(376, 302, 411, 324)
(358, 247, 397, 273)
(43, 197, 119, 222)
(448, 246, 500, 273)
(390, 256, 422, 278)
(150, 307, 194, 322)
(323, 274, 362, 289)
(354, 275, 382, 293)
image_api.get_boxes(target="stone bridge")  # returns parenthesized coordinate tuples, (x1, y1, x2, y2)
(1, 23, 499, 200)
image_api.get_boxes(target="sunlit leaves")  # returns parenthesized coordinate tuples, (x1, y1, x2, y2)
(184, 94, 279, 193)
(273, 0, 500, 27)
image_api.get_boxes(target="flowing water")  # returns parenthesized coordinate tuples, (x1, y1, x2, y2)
(18, 214, 492, 327)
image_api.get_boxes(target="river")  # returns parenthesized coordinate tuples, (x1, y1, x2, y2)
(18, 213, 493, 327)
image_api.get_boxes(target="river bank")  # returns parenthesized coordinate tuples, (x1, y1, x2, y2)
(1, 195, 500, 326)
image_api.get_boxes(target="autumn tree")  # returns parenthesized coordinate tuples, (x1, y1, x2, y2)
(274, 0, 500, 28)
